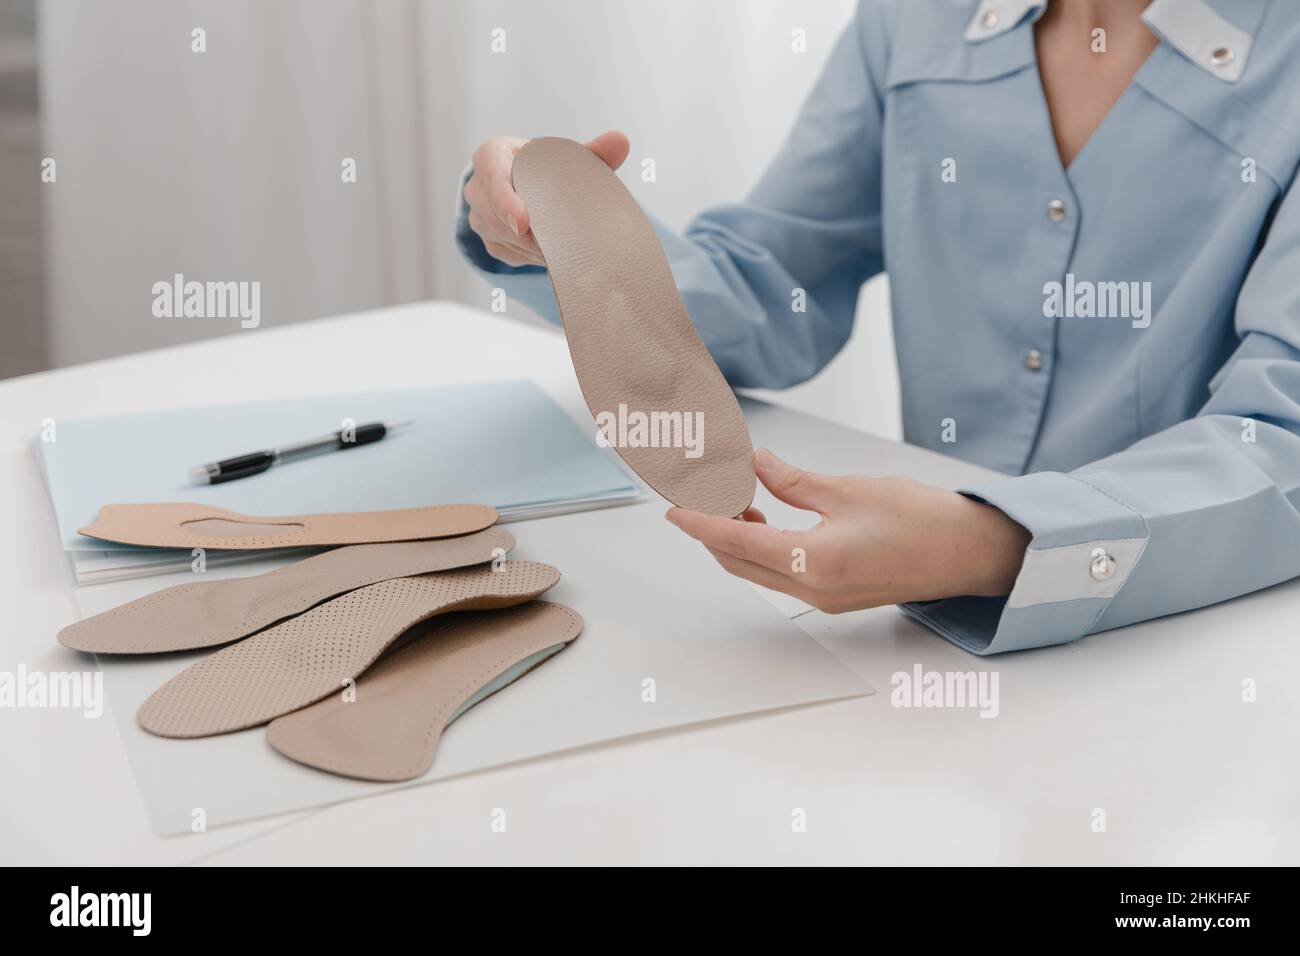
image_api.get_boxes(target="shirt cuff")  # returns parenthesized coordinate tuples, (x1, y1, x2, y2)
(901, 471, 1150, 654)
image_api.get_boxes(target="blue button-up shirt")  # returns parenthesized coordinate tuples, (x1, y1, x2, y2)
(456, 0, 1300, 654)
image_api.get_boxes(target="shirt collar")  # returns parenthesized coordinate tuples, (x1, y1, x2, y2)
(963, 0, 1046, 43)
(1141, 0, 1261, 83)
(963, 0, 1265, 83)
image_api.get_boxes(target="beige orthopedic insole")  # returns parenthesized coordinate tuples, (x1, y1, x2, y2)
(59, 528, 515, 655)
(78, 502, 498, 550)
(138, 560, 561, 738)
(511, 137, 755, 518)
(267, 601, 583, 782)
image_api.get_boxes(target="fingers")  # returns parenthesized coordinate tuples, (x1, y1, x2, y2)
(467, 205, 540, 267)
(466, 132, 631, 269)
(753, 448, 842, 514)
(489, 166, 532, 238)
(467, 137, 544, 266)
(701, 546, 822, 605)
(483, 239, 541, 269)
(467, 169, 541, 259)
(584, 130, 631, 172)
(665, 507, 800, 575)
(740, 507, 767, 524)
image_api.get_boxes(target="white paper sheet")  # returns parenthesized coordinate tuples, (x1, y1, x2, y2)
(79, 501, 873, 834)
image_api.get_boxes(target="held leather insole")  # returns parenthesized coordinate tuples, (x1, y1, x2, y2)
(267, 601, 583, 781)
(58, 528, 515, 655)
(78, 501, 498, 550)
(511, 136, 755, 517)
(138, 560, 561, 738)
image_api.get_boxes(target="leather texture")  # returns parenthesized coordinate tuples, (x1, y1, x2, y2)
(512, 137, 755, 517)
(138, 560, 561, 738)
(58, 528, 515, 654)
(267, 601, 582, 781)
(78, 501, 498, 550)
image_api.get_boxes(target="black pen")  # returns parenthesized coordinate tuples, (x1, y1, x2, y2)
(188, 421, 413, 485)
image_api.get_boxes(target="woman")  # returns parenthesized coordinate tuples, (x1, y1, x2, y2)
(455, 0, 1300, 654)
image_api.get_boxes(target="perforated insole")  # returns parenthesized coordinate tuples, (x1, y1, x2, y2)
(59, 528, 516, 654)
(267, 601, 583, 781)
(137, 560, 561, 738)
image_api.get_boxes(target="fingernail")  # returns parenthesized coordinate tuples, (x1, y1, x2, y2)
(665, 508, 682, 525)
(506, 215, 519, 235)
(754, 448, 775, 471)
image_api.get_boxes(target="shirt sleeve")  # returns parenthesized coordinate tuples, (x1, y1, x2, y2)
(452, 0, 893, 389)
(904, 175, 1300, 655)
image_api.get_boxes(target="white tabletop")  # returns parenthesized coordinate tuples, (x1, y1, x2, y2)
(4, 301, 1296, 865)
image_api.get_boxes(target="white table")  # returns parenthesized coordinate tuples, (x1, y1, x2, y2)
(4, 302, 1296, 865)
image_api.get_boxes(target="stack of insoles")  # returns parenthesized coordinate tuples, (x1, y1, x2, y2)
(60, 504, 581, 782)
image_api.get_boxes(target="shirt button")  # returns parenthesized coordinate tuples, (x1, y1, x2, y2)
(981, 8, 1000, 29)
(1047, 198, 1068, 222)
(1024, 349, 1044, 371)
(1090, 547, 1116, 582)
(1210, 46, 1235, 67)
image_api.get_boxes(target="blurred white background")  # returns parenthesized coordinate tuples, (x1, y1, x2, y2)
(13, 0, 899, 439)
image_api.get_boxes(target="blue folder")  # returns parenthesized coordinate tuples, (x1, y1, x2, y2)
(40, 379, 641, 554)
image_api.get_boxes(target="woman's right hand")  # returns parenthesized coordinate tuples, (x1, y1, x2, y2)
(465, 131, 631, 268)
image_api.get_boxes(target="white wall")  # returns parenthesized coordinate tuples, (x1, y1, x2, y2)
(0, 0, 44, 378)
(39, 0, 428, 366)
(39, 0, 899, 439)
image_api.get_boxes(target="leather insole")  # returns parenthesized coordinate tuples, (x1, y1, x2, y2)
(79, 502, 499, 550)
(512, 136, 755, 517)
(138, 560, 561, 738)
(59, 528, 515, 655)
(267, 601, 583, 781)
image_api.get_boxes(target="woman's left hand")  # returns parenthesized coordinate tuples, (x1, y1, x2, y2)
(666, 449, 1032, 613)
